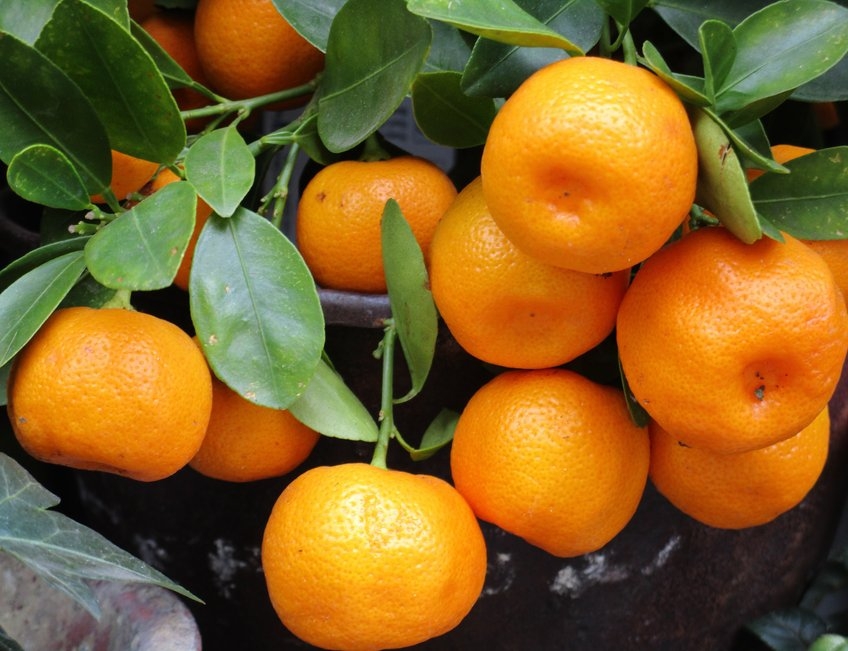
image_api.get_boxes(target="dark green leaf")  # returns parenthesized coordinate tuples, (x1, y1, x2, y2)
(794, 57, 848, 101)
(800, 558, 848, 610)
(85, 0, 131, 28)
(594, 0, 650, 28)
(271, 0, 347, 51)
(639, 41, 711, 106)
(652, 0, 773, 51)
(317, 0, 431, 153)
(0, 624, 25, 651)
(409, 409, 458, 461)
(382, 200, 438, 403)
(750, 147, 848, 240)
(0, 238, 89, 294)
(185, 127, 255, 217)
(36, 0, 186, 163)
(0, 362, 11, 408)
(0, 31, 111, 193)
(59, 274, 117, 310)
(746, 608, 827, 651)
(689, 107, 763, 243)
(0, 453, 199, 618)
(190, 209, 325, 409)
(407, 0, 582, 51)
(6, 144, 91, 210)
(723, 89, 796, 128)
(289, 108, 345, 166)
(461, 0, 603, 98)
(411, 72, 497, 148)
(424, 20, 472, 73)
(130, 20, 197, 89)
(699, 19, 735, 101)
(0, 251, 86, 367)
(84, 181, 196, 290)
(714, 0, 848, 115)
(0, 0, 56, 44)
(288, 358, 379, 442)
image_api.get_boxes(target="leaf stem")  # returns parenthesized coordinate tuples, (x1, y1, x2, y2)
(370, 319, 398, 470)
(100, 288, 134, 310)
(261, 142, 301, 230)
(180, 79, 319, 123)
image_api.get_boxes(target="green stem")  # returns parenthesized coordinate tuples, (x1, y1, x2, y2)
(180, 79, 319, 123)
(262, 142, 301, 230)
(621, 29, 637, 66)
(370, 320, 398, 470)
(101, 288, 134, 310)
(360, 132, 393, 162)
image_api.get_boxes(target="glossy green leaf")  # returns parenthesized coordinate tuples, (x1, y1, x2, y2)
(382, 200, 438, 403)
(288, 358, 379, 442)
(271, 0, 347, 51)
(317, 0, 431, 153)
(0, 31, 111, 193)
(85, 0, 131, 28)
(130, 20, 197, 89)
(0, 362, 10, 408)
(59, 274, 117, 310)
(0, 238, 89, 294)
(746, 607, 827, 650)
(36, 0, 185, 163)
(652, 0, 773, 51)
(408, 0, 581, 51)
(409, 409, 458, 461)
(689, 107, 762, 243)
(0, 251, 86, 367)
(750, 147, 848, 240)
(461, 0, 603, 98)
(714, 0, 848, 115)
(190, 210, 325, 409)
(794, 57, 848, 101)
(424, 20, 472, 73)
(411, 72, 497, 148)
(6, 144, 91, 210)
(185, 127, 255, 217)
(0, 0, 56, 44)
(639, 41, 710, 106)
(699, 19, 735, 102)
(0, 453, 199, 618)
(594, 0, 650, 27)
(84, 181, 196, 290)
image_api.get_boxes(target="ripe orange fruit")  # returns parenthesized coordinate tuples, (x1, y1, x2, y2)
(140, 9, 212, 132)
(296, 156, 458, 293)
(189, 375, 320, 482)
(261, 462, 487, 651)
(7, 307, 213, 482)
(193, 0, 324, 106)
(649, 407, 830, 529)
(450, 368, 650, 558)
(150, 168, 213, 290)
(617, 226, 848, 454)
(480, 56, 698, 274)
(429, 177, 629, 369)
(90, 150, 159, 204)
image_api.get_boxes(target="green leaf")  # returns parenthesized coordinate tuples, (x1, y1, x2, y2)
(461, 0, 603, 98)
(0, 251, 86, 367)
(794, 57, 848, 101)
(746, 607, 827, 651)
(699, 19, 736, 102)
(190, 209, 325, 409)
(652, 0, 775, 51)
(689, 107, 763, 243)
(288, 358, 380, 442)
(0, 30, 111, 193)
(594, 0, 650, 28)
(0, 361, 12, 408)
(0, 453, 199, 618)
(84, 181, 196, 290)
(130, 20, 197, 89)
(6, 144, 91, 210)
(0, 0, 56, 44)
(0, 238, 89, 294)
(407, 0, 582, 51)
(36, 0, 186, 163)
(409, 408, 458, 461)
(639, 41, 711, 106)
(411, 72, 497, 148)
(714, 0, 848, 115)
(184, 127, 255, 217)
(809, 635, 848, 651)
(424, 19, 472, 73)
(270, 0, 347, 51)
(750, 147, 848, 240)
(317, 0, 431, 153)
(381, 200, 438, 403)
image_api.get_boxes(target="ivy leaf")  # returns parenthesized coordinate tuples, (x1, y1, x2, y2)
(689, 107, 763, 244)
(184, 127, 255, 218)
(190, 209, 325, 409)
(713, 0, 848, 117)
(407, 0, 582, 52)
(0, 30, 111, 194)
(0, 251, 86, 367)
(411, 72, 497, 148)
(270, 0, 347, 51)
(382, 200, 438, 403)
(0, 453, 199, 619)
(35, 0, 185, 163)
(409, 409, 459, 461)
(750, 147, 848, 240)
(6, 144, 91, 211)
(84, 181, 196, 291)
(288, 358, 379, 442)
(461, 0, 603, 98)
(746, 607, 828, 650)
(317, 0, 431, 153)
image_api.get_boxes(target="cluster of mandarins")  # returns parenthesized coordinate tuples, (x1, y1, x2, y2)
(5, 2, 848, 650)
